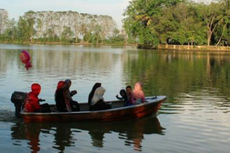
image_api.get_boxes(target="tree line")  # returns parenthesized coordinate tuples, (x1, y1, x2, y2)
(123, 0, 230, 46)
(0, 10, 125, 45)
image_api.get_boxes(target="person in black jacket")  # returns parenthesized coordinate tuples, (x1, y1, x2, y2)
(55, 81, 66, 112)
(55, 79, 80, 112)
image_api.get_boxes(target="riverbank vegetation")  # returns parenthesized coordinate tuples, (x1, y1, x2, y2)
(123, 0, 230, 47)
(1, 0, 230, 48)
(0, 10, 125, 45)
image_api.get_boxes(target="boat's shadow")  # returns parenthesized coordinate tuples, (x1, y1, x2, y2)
(11, 115, 166, 152)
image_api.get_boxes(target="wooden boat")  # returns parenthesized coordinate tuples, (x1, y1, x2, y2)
(18, 96, 166, 123)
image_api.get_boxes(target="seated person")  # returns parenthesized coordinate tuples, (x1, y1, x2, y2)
(133, 82, 146, 104)
(90, 86, 111, 111)
(24, 83, 51, 112)
(55, 81, 66, 112)
(125, 85, 135, 105)
(116, 89, 130, 106)
(62, 79, 80, 111)
(88, 82, 101, 106)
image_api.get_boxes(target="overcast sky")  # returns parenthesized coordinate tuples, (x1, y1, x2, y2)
(0, 0, 213, 29)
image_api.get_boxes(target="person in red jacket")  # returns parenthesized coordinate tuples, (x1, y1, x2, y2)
(24, 83, 50, 112)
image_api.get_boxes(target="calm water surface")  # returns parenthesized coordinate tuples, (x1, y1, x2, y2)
(0, 44, 230, 153)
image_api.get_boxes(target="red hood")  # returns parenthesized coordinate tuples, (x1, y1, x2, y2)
(31, 83, 41, 96)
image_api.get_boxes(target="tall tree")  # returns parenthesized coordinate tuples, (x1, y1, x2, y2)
(3, 19, 17, 41)
(61, 26, 73, 42)
(214, 0, 230, 46)
(23, 11, 37, 41)
(17, 17, 31, 42)
(196, 2, 224, 46)
(123, 0, 184, 46)
(0, 9, 8, 34)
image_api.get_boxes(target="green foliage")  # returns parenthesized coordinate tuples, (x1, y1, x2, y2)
(123, 0, 230, 46)
(0, 10, 120, 45)
(61, 26, 73, 42)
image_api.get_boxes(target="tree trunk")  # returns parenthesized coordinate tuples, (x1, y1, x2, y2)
(207, 29, 212, 46)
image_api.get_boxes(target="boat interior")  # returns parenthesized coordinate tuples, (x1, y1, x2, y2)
(49, 100, 125, 112)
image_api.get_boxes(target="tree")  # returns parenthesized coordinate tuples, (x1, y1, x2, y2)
(61, 26, 73, 42)
(3, 19, 17, 42)
(0, 9, 8, 34)
(214, 0, 230, 46)
(17, 17, 30, 42)
(98, 15, 117, 44)
(123, 0, 184, 46)
(196, 2, 224, 46)
(23, 11, 36, 42)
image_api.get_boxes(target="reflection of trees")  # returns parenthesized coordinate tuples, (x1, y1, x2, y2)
(123, 50, 230, 101)
(0, 49, 19, 74)
(2, 45, 230, 100)
(0, 46, 120, 78)
(32, 48, 120, 76)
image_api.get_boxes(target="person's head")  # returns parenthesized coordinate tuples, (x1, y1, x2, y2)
(31, 83, 41, 96)
(57, 81, 65, 90)
(65, 79, 72, 88)
(92, 86, 106, 104)
(88, 83, 102, 104)
(92, 83, 101, 90)
(126, 86, 132, 94)
(120, 89, 126, 97)
(95, 86, 106, 96)
(134, 82, 142, 91)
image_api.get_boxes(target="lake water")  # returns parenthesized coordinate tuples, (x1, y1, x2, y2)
(0, 44, 230, 153)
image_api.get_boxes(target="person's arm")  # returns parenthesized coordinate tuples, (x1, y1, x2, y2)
(32, 97, 41, 110)
(63, 89, 72, 112)
(70, 90, 77, 96)
(116, 95, 123, 100)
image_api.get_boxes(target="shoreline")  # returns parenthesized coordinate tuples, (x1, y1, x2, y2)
(0, 41, 137, 47)
(1, 41, 230, 51)
(157, 44, 230, 51)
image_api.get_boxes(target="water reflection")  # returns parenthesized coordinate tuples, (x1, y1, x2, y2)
(0, 44, 127, 103)
(3, 44, 230, 153)
(10, 116, 165, 152)
(0, 45, 121, 78)
(117, 116, 165, 151)
(53, 125, 75, 152)
(124, 50, 230, 102)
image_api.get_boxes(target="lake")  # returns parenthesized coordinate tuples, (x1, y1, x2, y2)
(0, 44, 230, 153)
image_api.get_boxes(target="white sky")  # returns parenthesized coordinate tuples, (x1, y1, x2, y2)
(0, 0, 213, 29)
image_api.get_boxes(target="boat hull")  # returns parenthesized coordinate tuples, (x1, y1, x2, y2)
(21, 96, 166, 123)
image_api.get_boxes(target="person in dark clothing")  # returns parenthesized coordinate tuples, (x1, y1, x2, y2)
(88, 83, 101, 106)
(90, 86, 111, 111)
(55, 81, 67, 112)
(116, 89, 130, 106)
